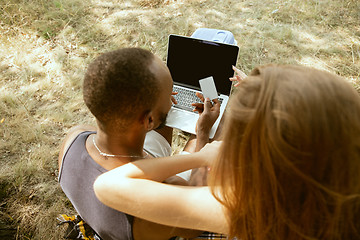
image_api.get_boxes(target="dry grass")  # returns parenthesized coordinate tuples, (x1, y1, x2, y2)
(0, 0, 359, 239)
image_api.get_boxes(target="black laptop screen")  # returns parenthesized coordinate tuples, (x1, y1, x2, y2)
(166, 34, 239, 95)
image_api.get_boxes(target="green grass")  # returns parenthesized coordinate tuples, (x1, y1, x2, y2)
(0, 0, 359, 239)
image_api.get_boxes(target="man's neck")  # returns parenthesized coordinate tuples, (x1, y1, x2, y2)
(95, 128, 146, 158)
(85, 126, 148, 171)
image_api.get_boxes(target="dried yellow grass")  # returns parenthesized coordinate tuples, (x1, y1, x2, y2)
(0, 0, 359, 239)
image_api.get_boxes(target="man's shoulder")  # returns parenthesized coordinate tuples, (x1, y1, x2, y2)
(58, 125, 97, 170)
(61, 125, 97, 152)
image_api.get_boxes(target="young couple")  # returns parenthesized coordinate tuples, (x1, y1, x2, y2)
(60, 47, 360, 240)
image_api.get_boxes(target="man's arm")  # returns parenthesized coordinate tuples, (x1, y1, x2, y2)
(192, 94, 220, 151)
(189, 96, 220, 186)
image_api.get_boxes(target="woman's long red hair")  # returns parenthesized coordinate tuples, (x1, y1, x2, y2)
(210, 65, 360, 239)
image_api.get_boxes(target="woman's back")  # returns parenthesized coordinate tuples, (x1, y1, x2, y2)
(211, 65, 360, 239)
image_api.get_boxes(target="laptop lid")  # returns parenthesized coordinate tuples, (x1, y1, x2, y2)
(166, 34, 239, 95)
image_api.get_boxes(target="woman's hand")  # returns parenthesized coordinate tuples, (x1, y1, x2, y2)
(229, 65, 247, 87)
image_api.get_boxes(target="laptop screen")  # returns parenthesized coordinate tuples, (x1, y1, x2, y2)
(166, 34, 239, 95)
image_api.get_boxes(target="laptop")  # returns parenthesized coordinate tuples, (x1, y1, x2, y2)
(165, 34, 239, 138)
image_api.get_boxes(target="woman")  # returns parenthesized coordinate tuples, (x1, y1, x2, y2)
(94, 65, 360, 239)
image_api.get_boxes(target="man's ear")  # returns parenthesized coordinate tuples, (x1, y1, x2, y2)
(141, 110, 154, 131)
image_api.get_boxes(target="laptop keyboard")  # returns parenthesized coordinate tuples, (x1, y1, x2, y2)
(173, 86, 201, 111)
(172, 86, 223, 112)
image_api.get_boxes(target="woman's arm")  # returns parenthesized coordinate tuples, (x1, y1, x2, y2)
(94, 146, 229, 234)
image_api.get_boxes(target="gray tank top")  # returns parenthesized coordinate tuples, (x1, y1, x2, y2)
(59, 131, 133, 240)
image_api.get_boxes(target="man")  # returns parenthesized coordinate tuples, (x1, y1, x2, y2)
(58, 48, 220, 240)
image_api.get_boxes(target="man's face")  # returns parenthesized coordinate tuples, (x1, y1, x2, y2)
(149, 56, 173, 130)
(155, 112, 168, 130)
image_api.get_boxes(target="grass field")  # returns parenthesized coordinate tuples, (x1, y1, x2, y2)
(0, 0, 359, 239)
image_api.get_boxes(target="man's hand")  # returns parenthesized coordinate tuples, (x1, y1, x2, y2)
(163, 175, 189, 186)
(198, 140, 222, 167)
(189, 167, 208, 186)
(189, 141, 222, 186)
(171, 91, 178, 105)
(192, 92, 220, 135)
(190, 92, 220, 152)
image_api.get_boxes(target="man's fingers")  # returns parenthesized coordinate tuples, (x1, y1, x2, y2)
(193, 97, 220, 114)
(192, 103, 203, 108)
(193, 92, 205, 113)
(193, 108, 202, 113)
(171, 92, 178, 104)
(203, 98, 212, 113)
(192, 103, 204, 113)
(212, 98, 221, 111)
(196, 92, 205, 102)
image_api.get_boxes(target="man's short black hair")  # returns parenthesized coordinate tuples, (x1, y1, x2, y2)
(83, 48, 160, 130)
